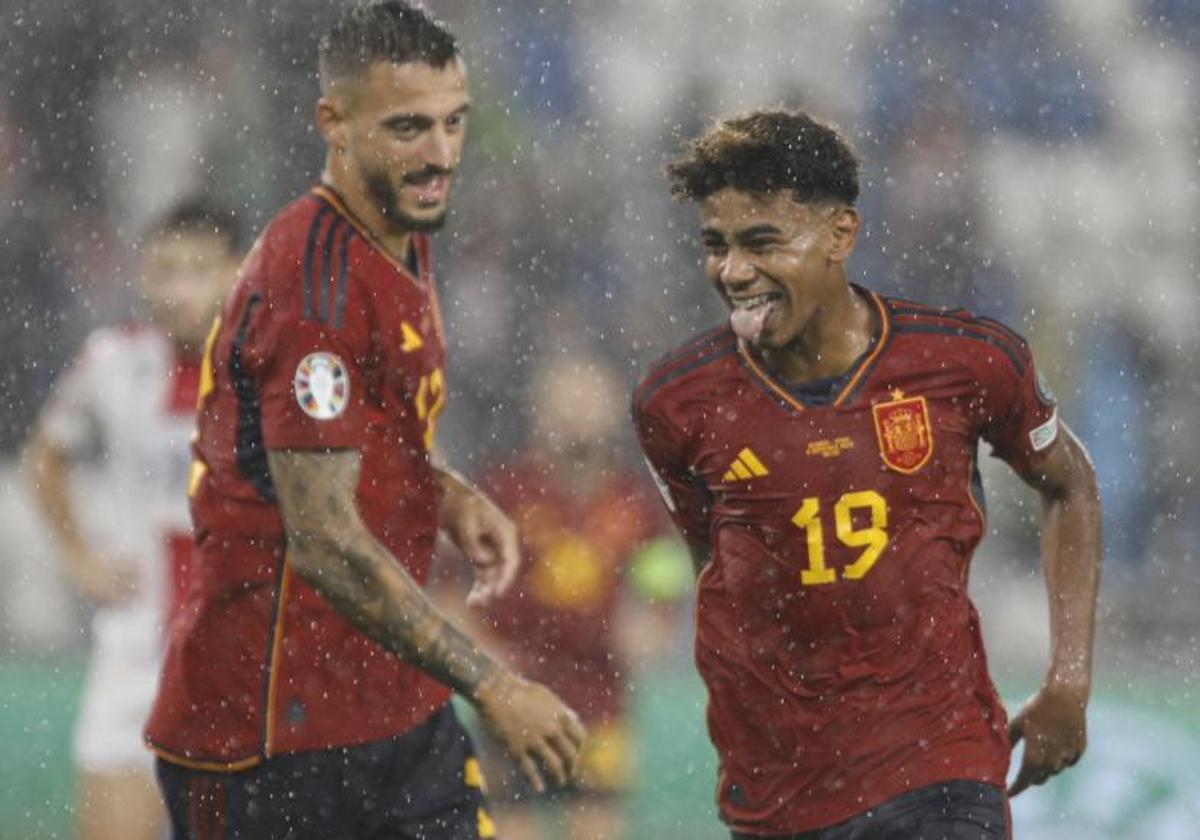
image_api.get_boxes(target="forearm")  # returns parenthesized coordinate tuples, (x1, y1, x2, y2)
(1040, 475, 1101, 691)
(289, 527, 500, 697)
(269, 449, 504, 699)
(24, 434, 90, 559)
(433, 463, 474, 515)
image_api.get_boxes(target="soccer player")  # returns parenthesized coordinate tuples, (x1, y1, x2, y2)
(144, 4, 583, 838)
(632, 109, 1102, 839)
(464, 354, 683, 840)
(24, 199, 242, 840)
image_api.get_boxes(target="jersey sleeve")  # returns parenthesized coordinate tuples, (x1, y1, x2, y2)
(978, 336, 1060, 475)
(247, 246, 376, 451)
(632, 396, 713, 551)
(38, 334, 103, 455)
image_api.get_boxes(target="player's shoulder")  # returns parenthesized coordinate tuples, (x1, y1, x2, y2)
(883, 293, 1033, 375)
(633, 323, 738, 416)
(247, 188, 366, 329)
(253, 190, 332, 272)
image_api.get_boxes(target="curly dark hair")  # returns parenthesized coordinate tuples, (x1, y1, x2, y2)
(319, 1, 459, 88)
(666, 109, 861, 206)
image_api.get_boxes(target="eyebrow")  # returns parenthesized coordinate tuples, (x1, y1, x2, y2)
(700, 223, 784, 242)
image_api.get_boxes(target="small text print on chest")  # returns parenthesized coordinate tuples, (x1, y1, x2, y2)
(806, 437, 855, 459)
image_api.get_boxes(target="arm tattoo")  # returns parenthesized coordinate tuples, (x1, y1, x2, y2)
(266, 449, 498, 698)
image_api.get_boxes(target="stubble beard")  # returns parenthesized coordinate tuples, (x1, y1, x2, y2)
(362, 163, 448, 234)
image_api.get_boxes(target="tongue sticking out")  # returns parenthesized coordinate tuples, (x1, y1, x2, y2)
(730, 300, 775, 344)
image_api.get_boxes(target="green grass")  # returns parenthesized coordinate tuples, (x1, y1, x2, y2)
(0, 660, 84, 840)
(2, 659, 1196, 840)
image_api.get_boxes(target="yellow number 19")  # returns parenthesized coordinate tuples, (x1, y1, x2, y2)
(790, 490, 888, 586)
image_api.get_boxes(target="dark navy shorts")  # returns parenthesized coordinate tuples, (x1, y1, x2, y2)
(731, 780, 1009, 840)
(156, 704, 495, 839)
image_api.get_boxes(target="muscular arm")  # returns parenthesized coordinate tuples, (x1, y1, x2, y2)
(267, 448, 499, 698)
(268, 448, 584, 790)
(1006, 421, 1102, 795)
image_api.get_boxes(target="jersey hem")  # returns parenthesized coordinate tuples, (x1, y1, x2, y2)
(721, 766, 1007, 836)
(147, 699, 454, 774)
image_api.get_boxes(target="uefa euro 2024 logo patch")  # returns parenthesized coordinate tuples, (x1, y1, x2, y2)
(294, 352, 349, 420)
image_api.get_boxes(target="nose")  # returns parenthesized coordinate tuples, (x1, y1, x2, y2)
(425, 126, 455, 171)
(719, 249, 755, 289)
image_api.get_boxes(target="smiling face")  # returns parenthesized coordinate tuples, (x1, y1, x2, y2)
(700, 188, 859, 349)
(320, 58, 470, 233)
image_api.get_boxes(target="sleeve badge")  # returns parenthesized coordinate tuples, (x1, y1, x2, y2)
(294, 352, 349, 420)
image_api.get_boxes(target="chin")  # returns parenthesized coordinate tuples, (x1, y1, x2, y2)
(382, 206, 448, 234)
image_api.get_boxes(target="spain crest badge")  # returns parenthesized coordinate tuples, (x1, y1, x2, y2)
(872, 390, 933, 473)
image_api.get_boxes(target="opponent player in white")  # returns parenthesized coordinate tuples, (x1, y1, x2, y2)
(24, 200, 241, 840)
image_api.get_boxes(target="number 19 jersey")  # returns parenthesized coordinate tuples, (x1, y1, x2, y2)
(147, 185, 451, 769)
(633, 288, 1060, 836)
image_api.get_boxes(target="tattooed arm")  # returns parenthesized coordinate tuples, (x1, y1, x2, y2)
(267, 449, 585, 790)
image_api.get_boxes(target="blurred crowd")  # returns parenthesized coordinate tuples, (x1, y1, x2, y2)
(2, 0, 1198, 642)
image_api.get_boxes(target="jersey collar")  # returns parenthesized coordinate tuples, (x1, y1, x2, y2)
(310, 183, 429, 289)
(737, 286, 891, 412)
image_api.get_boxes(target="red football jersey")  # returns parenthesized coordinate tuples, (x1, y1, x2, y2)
(146, 185, 452, 769)
(633, 288, 1060, 835)
(477, 457, 665, 724)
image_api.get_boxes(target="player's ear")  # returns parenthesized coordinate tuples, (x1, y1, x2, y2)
(316, 94, 350, 152)
(827, 207, 860, 264)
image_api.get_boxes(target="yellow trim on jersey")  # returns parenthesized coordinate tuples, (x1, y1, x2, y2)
(311, 184, 422, 287)
(148, 746, 263, 773)
(723, 447, 769, 482)
(477, 807, 497, 838)
(187, 460, 208, 498)
(400, 321, 424, 352)
(264, 562, 293, 757)
(464, 757, 486, 790)
(834, 292, 891, 407)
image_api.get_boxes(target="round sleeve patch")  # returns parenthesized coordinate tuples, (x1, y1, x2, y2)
(294, 352, 349, 420)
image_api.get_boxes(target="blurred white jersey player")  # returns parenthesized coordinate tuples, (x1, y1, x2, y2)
(25, 199, 241, 840)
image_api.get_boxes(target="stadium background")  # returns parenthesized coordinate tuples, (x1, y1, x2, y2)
(0, 1, 1197, 837)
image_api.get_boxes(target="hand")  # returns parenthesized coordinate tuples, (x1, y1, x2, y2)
(439, 474, 520, 607)
(473, 670, 586, 793)
(66, 548, 140, 608)
(1007, 681, 1089, 796)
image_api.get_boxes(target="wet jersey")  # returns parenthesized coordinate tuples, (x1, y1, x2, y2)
(146, 185, 452, 769)
(477, 457, 664, 724)
(39, 324, 198, 629)
(633, 288, 1060, 835)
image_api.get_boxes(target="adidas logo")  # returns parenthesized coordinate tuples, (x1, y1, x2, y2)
(723, 447, 769, 482)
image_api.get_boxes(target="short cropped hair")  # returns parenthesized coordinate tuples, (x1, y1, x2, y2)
(146, 198, 242, 251)
(318, 1, 459, 89)
(666, 109, 860, 206)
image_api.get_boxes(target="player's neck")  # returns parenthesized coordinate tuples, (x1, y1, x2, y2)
(322, 163, 414, 266)
(761, 283, 873, 384)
